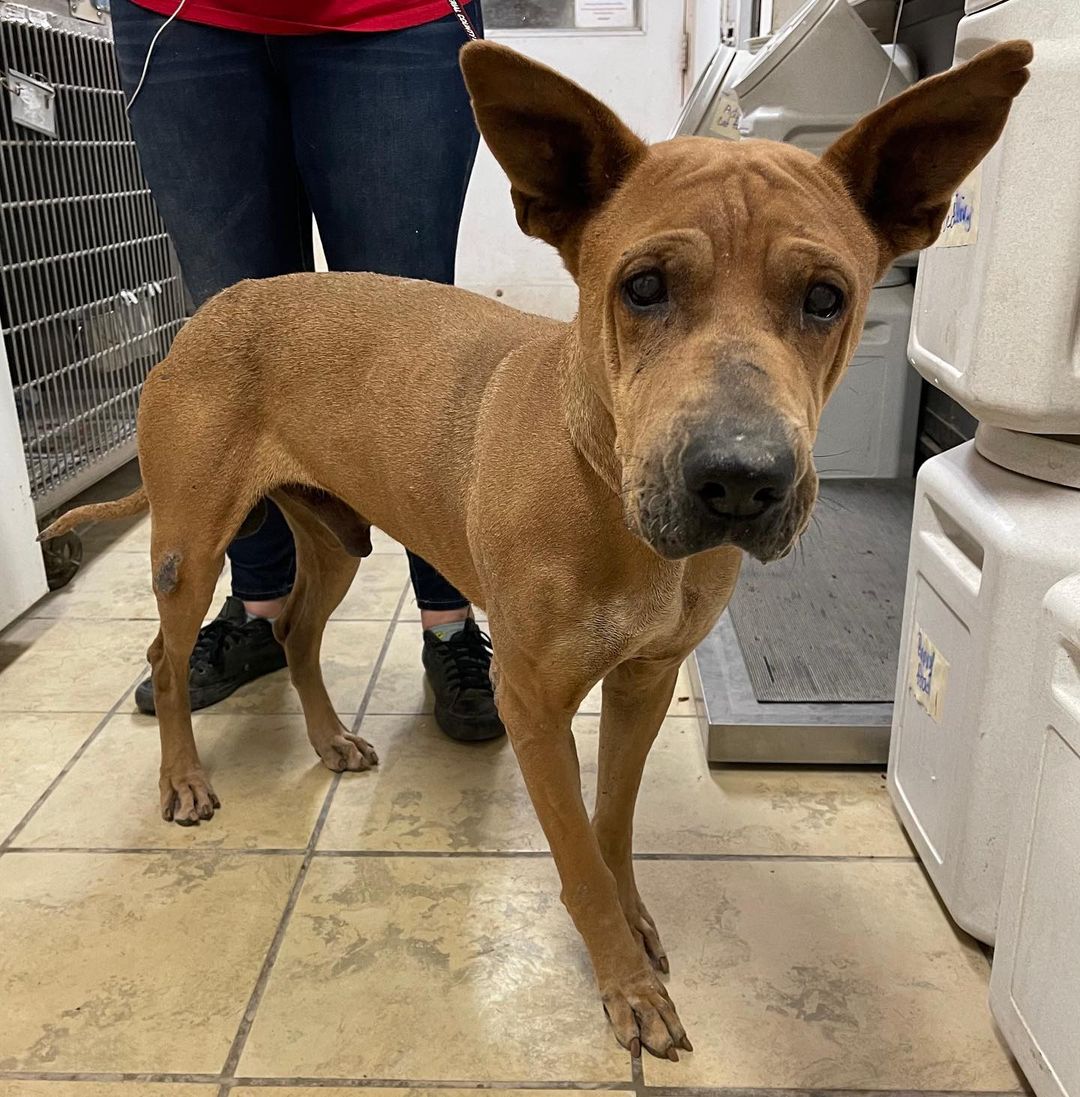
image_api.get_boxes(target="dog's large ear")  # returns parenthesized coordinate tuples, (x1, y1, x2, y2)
(822, 40, 1032, 266)
(460, 40, 646, 275)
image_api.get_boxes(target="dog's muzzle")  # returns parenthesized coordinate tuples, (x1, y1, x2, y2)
(633, 419, 803, 562)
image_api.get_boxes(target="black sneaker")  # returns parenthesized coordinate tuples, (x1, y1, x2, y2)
(134, 596, 288, 715)
(421, 618, 505, 742)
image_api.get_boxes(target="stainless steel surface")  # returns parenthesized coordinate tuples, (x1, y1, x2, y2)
(693, 477, 916, 763)
(695, 614, 892, 764)
(69, 0, 107, 25)
(0, 3, 185, 518)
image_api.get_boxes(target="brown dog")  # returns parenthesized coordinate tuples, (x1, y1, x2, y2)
(43, 38, 1031, 1060)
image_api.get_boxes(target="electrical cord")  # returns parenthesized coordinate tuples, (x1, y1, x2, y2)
(125, 0, 189, 111)
(877, 0, 907, 106)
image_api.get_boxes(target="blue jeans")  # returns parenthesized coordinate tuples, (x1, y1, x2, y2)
(111, 0, 480, 610)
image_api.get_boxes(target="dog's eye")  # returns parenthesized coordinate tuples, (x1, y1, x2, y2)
(623, 269, 668, 310)
(803, 282, 845, 321)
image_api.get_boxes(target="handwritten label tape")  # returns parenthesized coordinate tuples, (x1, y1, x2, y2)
(706, 92, 742, 141)
(934, 164, 981, 248)
(909, 624, 949, 721)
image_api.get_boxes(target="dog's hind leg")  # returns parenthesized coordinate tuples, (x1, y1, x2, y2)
(149, 533, 228, 825)
(273, 491, 379, 774)
(592, 657, 681, 977)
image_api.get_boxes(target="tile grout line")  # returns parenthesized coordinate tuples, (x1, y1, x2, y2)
(0, 847, 918, 863)
(0, 1070, 1029, 1095)
(312, 851, 917, 863)
(353, 582, 410, 738)
(27, 614, 400, 624)
(214, 770, 343, 1095)
(638, 1091, 1030, 1097)
(634, 852, 915, 863)
(3, 846, 313, 856)
(69, 550, 405, 558)
(631, 1042, 647, 1093)
(216, 584, 409, 1094)
(0, 665, 148, 853)
(637, 1090, 1029, 1097)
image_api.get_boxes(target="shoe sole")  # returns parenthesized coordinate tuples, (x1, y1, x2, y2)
(134, 654, 287, 716)
(432, 700, 506, 743)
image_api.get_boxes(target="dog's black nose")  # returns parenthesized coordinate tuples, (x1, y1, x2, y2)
(684, 438, 796, 521)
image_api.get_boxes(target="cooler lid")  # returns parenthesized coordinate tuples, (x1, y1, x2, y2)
(975, 426, 1080, 490)
(733, 0, 836, 98)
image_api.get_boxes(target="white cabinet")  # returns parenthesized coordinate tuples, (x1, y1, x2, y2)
(990, 573, 1080, 1097)
(888, 441, 1080, 944)
(0, 338, 47, 630)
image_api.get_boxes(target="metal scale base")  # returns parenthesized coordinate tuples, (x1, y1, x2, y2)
(693, 479, 915, 764)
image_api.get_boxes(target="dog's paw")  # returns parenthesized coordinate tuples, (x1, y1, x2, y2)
(623, 889, 668, 974)
(601, 967, 692, 1062)
(160, 769, 220, 825)
(315, 732, 379, 773)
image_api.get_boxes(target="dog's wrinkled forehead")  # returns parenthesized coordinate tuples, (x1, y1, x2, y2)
(592, 137, 879, 277)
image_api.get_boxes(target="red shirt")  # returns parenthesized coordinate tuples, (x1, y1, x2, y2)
(128, 0, 473, 35)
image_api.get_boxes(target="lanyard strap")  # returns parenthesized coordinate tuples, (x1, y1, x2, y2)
(448, 0, 479, 40)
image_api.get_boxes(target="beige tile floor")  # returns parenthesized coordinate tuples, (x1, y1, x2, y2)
(0, 479, 1028, 1097)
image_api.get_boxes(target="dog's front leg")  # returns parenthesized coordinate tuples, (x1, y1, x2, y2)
(498, 672, 690, 1061)
(592, 658, 680, 978)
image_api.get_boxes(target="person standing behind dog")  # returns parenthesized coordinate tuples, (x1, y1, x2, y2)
(112, 0, 504, 743)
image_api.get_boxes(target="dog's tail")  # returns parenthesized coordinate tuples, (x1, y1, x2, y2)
(37, 486, 149, 542)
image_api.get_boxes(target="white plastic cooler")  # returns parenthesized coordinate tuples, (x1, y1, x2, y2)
(908, 0, 1080, 432)
(989, 573, 1080, 1097)
(888, 439, 1080, 944)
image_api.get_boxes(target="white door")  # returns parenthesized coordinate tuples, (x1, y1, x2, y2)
(457, 0, 689, 319)
(0, 339, 47, 629)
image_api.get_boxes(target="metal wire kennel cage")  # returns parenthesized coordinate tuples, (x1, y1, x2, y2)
(1, 1, 186, 546)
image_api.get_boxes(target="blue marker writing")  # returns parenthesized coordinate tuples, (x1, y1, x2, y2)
(943, 191, 974, 234)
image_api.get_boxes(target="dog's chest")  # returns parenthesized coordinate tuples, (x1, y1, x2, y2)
(625, 551, 741, 663)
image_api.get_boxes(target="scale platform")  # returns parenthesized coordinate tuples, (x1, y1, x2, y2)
(692, 478, 915, 764)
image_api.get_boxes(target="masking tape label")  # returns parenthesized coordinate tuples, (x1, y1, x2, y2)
(705, 92, 742, 141)
(934, 164, 981, 248)
(910, 624, 949, 721)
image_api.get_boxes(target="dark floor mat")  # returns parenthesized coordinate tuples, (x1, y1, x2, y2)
(728, 479, 915, 704)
